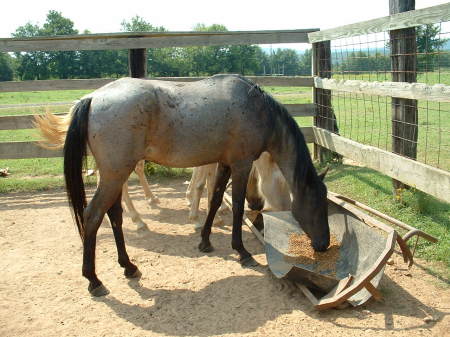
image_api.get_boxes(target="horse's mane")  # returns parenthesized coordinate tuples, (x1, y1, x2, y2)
(236, 75, 317, 187)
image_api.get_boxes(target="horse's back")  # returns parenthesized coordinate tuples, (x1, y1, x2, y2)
(86, 75, 271, 169)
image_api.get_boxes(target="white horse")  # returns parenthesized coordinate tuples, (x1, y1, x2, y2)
(34, 113, 158, 230)
(186, 152, 292, 228)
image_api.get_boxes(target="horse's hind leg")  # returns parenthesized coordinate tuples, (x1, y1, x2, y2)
(107, 192, 140, 279)
(122, 182, 147, 230)
(198, 163, 231, 253)
(135, 160, 159, 205)
(82, 173, 134, 296)
(205, 164, 225, 223)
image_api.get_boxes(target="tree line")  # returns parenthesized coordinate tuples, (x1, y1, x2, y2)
(0, 11, 312, 81)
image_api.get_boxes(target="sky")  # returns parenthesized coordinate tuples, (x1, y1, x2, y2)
(0, 0, 448, 49)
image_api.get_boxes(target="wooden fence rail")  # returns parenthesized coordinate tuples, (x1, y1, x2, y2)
(0, 29, 317, 52)
(313, 128, 450, 203)
(313, 77, 450, 102)
(0, 76, 315, 93)
(308, 2, 450, 43)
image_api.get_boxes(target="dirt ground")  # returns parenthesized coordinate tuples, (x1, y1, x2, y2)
(0, 178, 449, 337)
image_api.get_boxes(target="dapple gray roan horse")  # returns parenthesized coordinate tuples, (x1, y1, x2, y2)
(63, 74, 330, 296)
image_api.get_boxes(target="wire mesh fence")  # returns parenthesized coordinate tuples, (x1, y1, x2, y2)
(315, 22, 450, 171)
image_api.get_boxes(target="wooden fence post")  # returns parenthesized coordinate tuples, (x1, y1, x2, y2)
(312, 41, 339, 163)
(389, 0, 418, 192)
(128, 48, 147, 78)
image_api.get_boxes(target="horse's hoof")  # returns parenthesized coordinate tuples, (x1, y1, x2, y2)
(125, 268, 142, 279)
(89, 284, 109, 297)
(240, 255, 259, 268)
(198, 241, 214, 253)
(85, 169, 96, 177)
(148, 197, 159, 205)
(218, 206, 228, 215)
(136, 222, 148, 231)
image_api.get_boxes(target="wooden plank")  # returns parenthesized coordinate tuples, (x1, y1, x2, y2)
(313, 127, 450, 203)
(314, 77, 450, 102)
(0, 29, 316, 52)
(0, 113, 67, 130)
(364, 282, 383, 301)
(246, 76, 314, 87)
(299, 127, 314, 143)
(0, 141, 62, 159)
(308, 3, 450, 43)
(0, 76, 314, 93)
(297, 284, 319, 306)
(286, 104, 316, 117)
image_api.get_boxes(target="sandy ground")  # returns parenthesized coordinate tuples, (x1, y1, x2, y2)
(0, 178, 449, 337)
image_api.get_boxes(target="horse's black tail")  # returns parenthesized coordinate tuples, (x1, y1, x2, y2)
(63, 98, 92, 241)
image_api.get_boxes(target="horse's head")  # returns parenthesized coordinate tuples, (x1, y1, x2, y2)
(291, 168, 330, 252)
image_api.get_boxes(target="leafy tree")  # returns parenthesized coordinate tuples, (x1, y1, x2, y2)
(0, 53, 14, 81)
(41, 11, 79, 79)
(298, 49, 312, 75)
(228, 45, 261, 75)
(13, 23, 51, 80)
(121, 15, 165, 32)
(339, 51, 389, 74)
(75, 29, 127, 78)
(187, 24, 230, 75)
(416, 24, 448, 72)
(13, 11, 79, 79)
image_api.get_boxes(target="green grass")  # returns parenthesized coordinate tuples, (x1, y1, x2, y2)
(0, 89, 91, 105)
(323, 162, 449, 281)
(330, 94, 450, 170)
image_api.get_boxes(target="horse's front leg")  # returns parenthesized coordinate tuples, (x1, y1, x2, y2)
(198, 163, 231, 252)
(230, 161, 259, 267)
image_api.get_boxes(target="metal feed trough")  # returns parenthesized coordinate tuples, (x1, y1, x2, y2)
(223, 192, 437, 310)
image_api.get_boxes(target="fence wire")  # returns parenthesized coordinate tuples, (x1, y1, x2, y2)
(316, 22, 450, 171)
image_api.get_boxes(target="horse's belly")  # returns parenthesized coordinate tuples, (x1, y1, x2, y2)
(144, 143, 222, 168)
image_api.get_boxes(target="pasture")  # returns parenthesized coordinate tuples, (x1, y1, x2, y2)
(1, 180, 449, 337)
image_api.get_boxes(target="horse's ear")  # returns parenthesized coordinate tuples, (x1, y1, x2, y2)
(318, 166, 329, 181)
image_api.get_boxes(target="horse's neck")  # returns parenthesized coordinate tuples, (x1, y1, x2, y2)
(267, 123, 310, 199)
